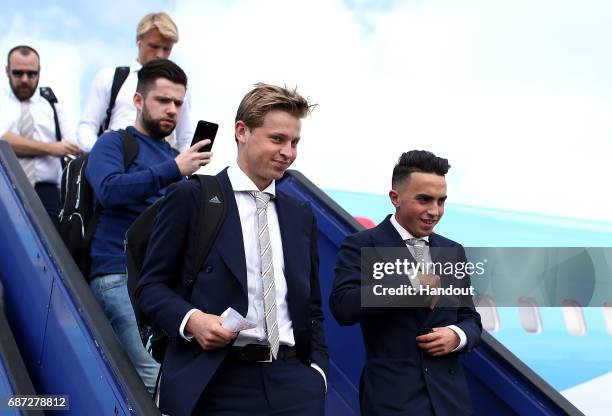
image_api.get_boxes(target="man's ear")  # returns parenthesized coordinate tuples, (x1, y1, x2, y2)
(235, 120, 248, 144)
(133, 91, 143, 111)
(389, 189, 400, 208)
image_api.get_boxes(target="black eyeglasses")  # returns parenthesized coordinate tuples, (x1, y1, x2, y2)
(10, 70, 39, 79)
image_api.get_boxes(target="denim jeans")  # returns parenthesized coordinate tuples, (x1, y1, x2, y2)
(90, 273, 160, 395)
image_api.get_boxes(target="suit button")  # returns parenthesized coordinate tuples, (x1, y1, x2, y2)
(448, 368, 455, 375)
(424, 367, 428, 373)
(205, 266, 213, 273)
(185, 279, 194, 289)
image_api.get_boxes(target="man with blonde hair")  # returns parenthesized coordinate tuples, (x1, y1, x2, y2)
(77, 12, 193, 152)
(136, 83, 329, 415)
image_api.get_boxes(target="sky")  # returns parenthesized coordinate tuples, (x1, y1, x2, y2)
(1, 0, 611, 222)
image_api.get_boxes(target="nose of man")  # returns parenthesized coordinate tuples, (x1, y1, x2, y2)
(425, 203, 441, 219)
(165, 102, 178, 116)
(279, 140, 295, 159)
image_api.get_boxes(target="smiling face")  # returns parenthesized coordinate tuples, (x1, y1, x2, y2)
(134, 77, 185, 140)
(389, 171, 447, 237)
(235, 109, 301, 190)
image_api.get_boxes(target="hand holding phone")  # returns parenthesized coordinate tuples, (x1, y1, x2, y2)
(191, 120, 219, 152)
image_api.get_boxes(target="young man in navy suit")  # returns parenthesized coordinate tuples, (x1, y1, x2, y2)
(136, 83, 328, 416)
(330, 150, 482, 416)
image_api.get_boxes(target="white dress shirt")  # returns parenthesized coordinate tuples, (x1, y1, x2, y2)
(389, 214, 467, 351)
(180, 164, 326, 387)
(76, 60, 194, 152)
(221, 164, 296, 346)
(0, 86, 77, 185)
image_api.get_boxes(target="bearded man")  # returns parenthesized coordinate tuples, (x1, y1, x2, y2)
(1, 45, 81, 226)
(86, 58, 211, 395)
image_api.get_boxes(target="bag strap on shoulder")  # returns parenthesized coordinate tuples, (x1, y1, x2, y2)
(39, 86, 61, 142)
(187, 175, 226, 300)
(84, 130, 139, 245)
(98, 66, 130, 136)
(117, 129, 139, 168)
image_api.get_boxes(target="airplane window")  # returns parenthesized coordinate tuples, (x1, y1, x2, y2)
(475, 294, 500, 332)
(517, 297, 542, 334)
(561, 299, 587, 336)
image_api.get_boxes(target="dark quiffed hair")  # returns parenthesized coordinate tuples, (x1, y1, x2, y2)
(7, 45, 40, 66)
(392, 150, 450, 188)
(136, 59, 187, 95)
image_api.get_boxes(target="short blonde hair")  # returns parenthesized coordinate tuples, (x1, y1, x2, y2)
(136, 12, 179, 43)
(235, 83, 314, 130)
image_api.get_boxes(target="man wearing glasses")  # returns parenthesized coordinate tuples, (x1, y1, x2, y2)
(1, 45, 81, 227)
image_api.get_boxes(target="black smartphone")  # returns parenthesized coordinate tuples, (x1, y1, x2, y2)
(191, 120, 219, 152)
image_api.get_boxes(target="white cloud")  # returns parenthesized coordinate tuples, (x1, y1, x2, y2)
(3, 0, 612, 221)
(169, 0, 612, 221)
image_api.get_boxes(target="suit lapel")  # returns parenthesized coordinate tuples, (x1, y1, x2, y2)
(428, 233, 442, 263)
(213, 169, 248, 295)
(275, 192, 300, 288)
(371, 216, 417, 264)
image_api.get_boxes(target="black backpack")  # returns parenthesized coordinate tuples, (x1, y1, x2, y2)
(58, 130, 139, 276)
(98, 66, 130, 136)
(125, 175, 227, 362)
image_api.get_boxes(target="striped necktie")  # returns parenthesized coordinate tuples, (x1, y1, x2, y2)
(249, 190, 280, 359)
(18, 101, 37, 185)
(405, 238, 427, 263)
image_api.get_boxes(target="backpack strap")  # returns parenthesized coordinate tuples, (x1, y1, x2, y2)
(83, 130, 139, 247)
(98, 66, 130, 136)
(39, 86, 61, 142)
(117, 129, 139, 168)
(186, 175, 226, 300)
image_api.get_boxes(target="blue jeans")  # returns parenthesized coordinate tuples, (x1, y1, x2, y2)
(90, 273, 160, 395)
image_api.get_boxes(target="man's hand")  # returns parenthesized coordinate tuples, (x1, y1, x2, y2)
(2, 131, 82, 158)
(174, 139, 213, 176)
(418, 273, 440, 309)
(46, 141, 81, 157)
(415, 327, 459, 356)
(185, 310, 237, 350)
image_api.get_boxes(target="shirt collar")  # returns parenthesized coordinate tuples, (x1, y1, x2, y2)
(389, 214, 430, 244)
(227, 162, 276, 197)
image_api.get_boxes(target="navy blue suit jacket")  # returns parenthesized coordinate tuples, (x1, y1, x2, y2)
(330, 216, 481, 416)
(135, 169, 329, 416)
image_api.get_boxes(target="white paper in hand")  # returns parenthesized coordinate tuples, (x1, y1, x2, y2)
(221, 307, 257, 332)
